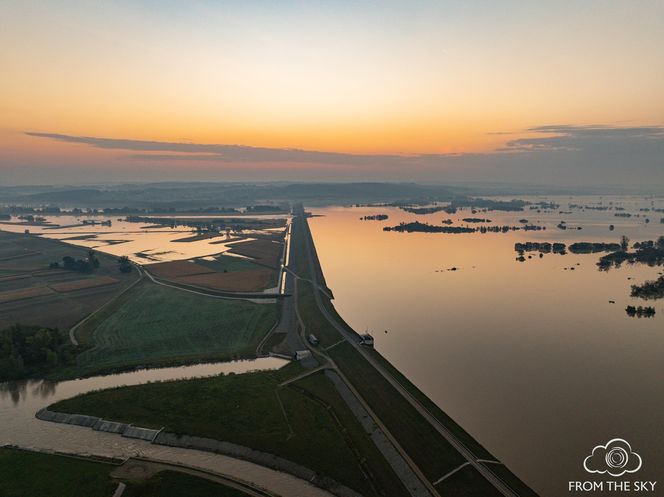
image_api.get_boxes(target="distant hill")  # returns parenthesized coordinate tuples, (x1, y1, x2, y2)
(1, 182, 466, 208)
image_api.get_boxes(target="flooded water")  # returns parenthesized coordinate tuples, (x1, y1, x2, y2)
(0, 213, 289, 264)
(0, 357, 335, 497)
(0, 357, 286, 410)
(308, 196, 664, 497)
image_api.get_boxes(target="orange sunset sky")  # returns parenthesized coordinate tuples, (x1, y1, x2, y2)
(1, 1, 663, 185)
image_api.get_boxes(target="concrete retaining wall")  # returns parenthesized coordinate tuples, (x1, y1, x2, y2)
(36, 409, 160, 441)
(154, 432, 362, 497)
(36, 408, 361, 497)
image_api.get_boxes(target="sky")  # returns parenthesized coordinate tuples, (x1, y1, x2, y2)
(1, 0, 663, 187)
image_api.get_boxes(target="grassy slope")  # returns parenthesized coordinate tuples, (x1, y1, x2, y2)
(50, 365, 407, 497)
(123, 470, 250, 497)
(302, 279, 537, 497)
(73, 281, 276, 374)
(290, 210, 535, 495)
(0, 448, 252, 497)
(0, 448, 117, 497)
(293, 372, 410, 497)
(328, 342, 465, 478)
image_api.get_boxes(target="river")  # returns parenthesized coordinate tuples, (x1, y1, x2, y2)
(308, 196, 664, 497)
(0, 357, 335, 497)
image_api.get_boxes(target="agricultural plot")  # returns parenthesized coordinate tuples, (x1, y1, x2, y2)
(74, 282, 277, 374)
(147, 260, 212, 278)
(194, 253, 262, 272)
(226, 238, 283, 268)
(148, 254, 278, 292)
(0, 286, 53, 304)
(0, 231, 137, 330)
(176, 270, 274, 292)
(49, 275, 119, 293)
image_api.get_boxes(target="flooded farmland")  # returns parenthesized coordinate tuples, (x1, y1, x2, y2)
(309, 196, 664, 497)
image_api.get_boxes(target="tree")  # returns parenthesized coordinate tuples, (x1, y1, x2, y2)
(118, 255, 132, 273)
(620, 235, 630, 251)
(88, 250, 100, 268)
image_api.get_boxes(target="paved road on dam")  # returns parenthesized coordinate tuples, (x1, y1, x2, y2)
(297, 205, 519, 497)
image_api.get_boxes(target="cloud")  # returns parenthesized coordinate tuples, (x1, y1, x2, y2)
(25, 132, 450, 166)
(501, 125, 664, 152)
(23, 124, 664, 187)
(583, 438, 642, 477)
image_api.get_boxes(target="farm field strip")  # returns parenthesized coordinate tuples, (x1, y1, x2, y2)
(49, 276, 120, 293)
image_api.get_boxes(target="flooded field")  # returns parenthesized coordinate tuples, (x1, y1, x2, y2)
(0, 213, 289, 264)
(309, 196, 664, 497)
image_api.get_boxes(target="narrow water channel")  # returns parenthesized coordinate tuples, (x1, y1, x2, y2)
(0, 358, 334, 497)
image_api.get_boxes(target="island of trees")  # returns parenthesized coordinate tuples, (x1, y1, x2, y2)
(449, 198, 529, 212)
(396, 197, 541, 216)
(514, 242, 566, 254)
(400, 206, 452, 215)
(462, 218, 491, 223)
(597, 236, 664, 270)
(360, 214, 389, 221)
(568, 242, 622, 253)
(630, 275, 664, 300)
(384, 222, 474, 233)
(625, 305, 656, 318)
(384, 221, 545, 234)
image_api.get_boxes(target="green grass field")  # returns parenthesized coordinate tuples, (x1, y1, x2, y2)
(123, 470, 250, 497)
(327, 342, 466, 478)
(0, 448, 253, 497)
(0, 447, 117, 497)
(292, 372, 410, 496)
(73, 282, 277, 375)
(50, 365, 408, 497)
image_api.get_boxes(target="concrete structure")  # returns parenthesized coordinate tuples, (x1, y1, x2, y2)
(294, 350, 312, 360)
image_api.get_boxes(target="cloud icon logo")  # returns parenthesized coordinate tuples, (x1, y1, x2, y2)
(583, 438, 642, 477)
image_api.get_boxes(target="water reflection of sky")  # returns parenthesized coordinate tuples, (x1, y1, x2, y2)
(0, 214, 289, 263)
(0, 358, 286, 409)
(309, 195, 664, 497)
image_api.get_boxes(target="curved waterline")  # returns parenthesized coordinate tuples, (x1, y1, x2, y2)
(0, 358, 335, 497)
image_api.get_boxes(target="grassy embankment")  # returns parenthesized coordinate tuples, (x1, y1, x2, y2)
(50, 363, 409, 497)
(289, 209, 533, 496)
(0, 230, 281, 380)
(68, 280, 277, 376)
(0, 447, 251, 497)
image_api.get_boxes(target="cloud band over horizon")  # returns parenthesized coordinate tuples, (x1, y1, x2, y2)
(7, 125, 659, 187)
